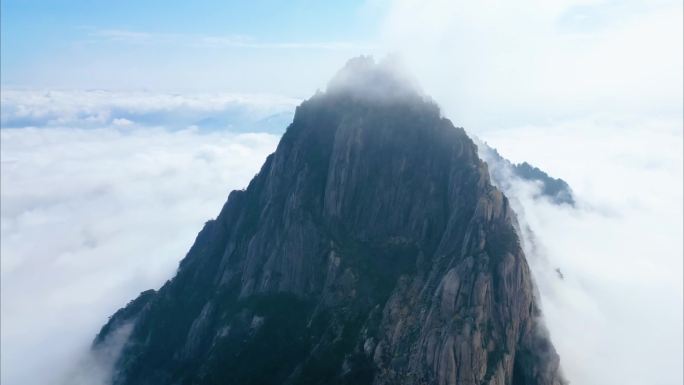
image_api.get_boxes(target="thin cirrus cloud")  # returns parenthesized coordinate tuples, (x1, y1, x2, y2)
(89, 28, 376, 50)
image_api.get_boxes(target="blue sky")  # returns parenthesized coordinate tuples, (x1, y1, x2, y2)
(1, 0, 375, 49)
(1, 0, 380, 94)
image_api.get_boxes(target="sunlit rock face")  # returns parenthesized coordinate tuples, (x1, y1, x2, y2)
(94, 57, 565, 385)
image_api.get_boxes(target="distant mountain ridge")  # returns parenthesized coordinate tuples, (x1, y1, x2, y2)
(93, 57, 565, 385)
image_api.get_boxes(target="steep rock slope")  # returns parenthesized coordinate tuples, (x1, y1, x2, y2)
(95, 57, 565, 385)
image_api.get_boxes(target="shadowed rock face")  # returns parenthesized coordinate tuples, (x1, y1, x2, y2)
(95, 57, 565, 385)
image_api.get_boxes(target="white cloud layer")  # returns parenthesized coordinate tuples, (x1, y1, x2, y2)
(375, 0, 683, 129)
(478, 116, 683, 385)
(0, 89, 299, 132)
(0, 125, 280, 385)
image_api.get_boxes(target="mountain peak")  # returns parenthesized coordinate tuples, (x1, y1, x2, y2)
(93, 58, 565, 385)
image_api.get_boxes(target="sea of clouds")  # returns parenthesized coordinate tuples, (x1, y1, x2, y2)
(0, 99, 282, 384)
(0, 89, 298, 132)
(1, 88, 681, 385)
(479, 116, 683, 385)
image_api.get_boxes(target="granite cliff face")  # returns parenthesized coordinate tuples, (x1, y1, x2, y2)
(95, 57, 565, 385)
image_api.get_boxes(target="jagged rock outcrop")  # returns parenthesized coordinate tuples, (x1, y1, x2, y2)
(95, 57, 565, 385)
(475, 140, 575, 206)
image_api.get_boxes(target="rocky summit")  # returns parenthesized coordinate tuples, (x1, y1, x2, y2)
(94, 57, 565, 385)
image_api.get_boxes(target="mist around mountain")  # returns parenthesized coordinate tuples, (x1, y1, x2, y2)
(87, 57, 566, 385)
(475, 140, 574, 207)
